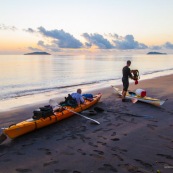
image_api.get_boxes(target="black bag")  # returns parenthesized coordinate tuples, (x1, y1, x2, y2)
(32, 105, 53, 120)
(59, 94, 78, 107)
(32, 110, 42, 120)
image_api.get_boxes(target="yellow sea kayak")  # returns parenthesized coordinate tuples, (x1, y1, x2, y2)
(1, 93, 102, 143)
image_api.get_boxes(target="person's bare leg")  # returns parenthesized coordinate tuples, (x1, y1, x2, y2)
(122, 90, 127, 101)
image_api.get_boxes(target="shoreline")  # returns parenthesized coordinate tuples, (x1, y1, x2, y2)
(1, 70, 173, 112)
(0, 74, 173, 173)
(0, 74, 172, 125)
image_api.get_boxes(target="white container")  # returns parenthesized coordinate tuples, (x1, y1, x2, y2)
(135, 89, 146, 97)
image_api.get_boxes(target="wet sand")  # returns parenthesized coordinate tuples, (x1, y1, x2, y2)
(0, 75, 173, 173)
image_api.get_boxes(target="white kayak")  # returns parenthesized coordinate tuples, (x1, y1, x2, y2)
(112, 86, 166, 106)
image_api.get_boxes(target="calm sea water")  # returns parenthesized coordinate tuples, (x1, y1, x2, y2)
(0, 54, 173, 110)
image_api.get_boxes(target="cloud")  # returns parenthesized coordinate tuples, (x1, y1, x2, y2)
(24, 26, 173, 51)
(163, 42, 173, 49)
(149, 42, 173, 50)
(28, 47, 43, 52)
(0, 24, 17, 31)
(23, 28, 35, 33)
(37, 40, 60, 52)
(113, 35, 148, 49)
(150, 45, 162, 50)
(37, 27, 83, 48)
(82, 33, 114, 49)
(107, 33, 123, 40)
(28, 40, 61, 52)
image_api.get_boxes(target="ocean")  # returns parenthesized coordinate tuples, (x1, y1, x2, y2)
(0, 54, 173, 111)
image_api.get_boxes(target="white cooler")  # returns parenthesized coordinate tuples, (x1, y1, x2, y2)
(135, 89, 146, 97)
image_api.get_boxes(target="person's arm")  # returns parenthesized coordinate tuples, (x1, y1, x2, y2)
(80, 95, 85, 104)
(128, 68, 134, 79)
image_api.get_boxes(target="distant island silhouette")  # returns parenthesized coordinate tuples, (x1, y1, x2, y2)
(147, 52, 167, 55)
(24, 52, 51, 55)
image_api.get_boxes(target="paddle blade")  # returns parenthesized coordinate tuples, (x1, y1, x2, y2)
(49, 99, 58, 107)
(0, 133, 7, 144)
(49, 99, 61, 111)
(131, 98, 138, 103)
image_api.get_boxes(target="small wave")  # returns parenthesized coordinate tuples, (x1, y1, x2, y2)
(0, 77, 120, 101)
(1, 67, 173, 101)
(142, 68, 173, 75)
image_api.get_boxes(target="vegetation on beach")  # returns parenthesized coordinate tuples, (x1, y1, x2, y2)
(24, 52, 51, 55)
(147, 52, 167, 55)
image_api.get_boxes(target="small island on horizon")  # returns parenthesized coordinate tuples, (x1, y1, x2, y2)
(24, 52, 51, 55)
(147, 51, 167, 55)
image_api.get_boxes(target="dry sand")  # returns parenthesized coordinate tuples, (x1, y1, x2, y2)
(0, 75, 173, 173)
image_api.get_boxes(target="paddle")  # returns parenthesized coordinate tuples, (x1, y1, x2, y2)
(0, 133, 7, 144)
(49, 99, 100, 125)
(131, 98, 138, 103)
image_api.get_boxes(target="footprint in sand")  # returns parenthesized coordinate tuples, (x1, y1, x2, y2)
(103, 117, 111, 123)
(79, 125, 87, 132)
(56, 136, 67, 141)
(60, 151, 75, 156)
(22, 142, 34, 147)
(155, 160, 173, 167)
(111, 147, 127, 153)
(98, 164, 118, 172)
(77, 149, 86, 155)
(166, 146, 173, 150)
(147, 124, 158, 130)
(148, 119, 158, 122)
(130, 118, 135, 122)
(3, 158, 11, 162)
(158, 135, 172, 141)
(88, 142, 98, 148)
(117, 164, 139, 172)
(111, 132, 117, 136)
(67, 135, 78, 140)
(157, 153, 173, 159)
(103, 128, 112, 132)
(111, 138, 120, 141)
(89, 153, 104, 159)
(97, 135, 107, 140)
(37, 148, 52, 155)
(92, 128, 103, 133)
(43, 160, 58, 167)
(134, 159, 153, 169)
(54, 169, 70, 173)
(76, 134, 91, 142)
(112, 153, 124, 161)
(106, 123, 113, 126)
(97, 141, 107, 146)
(116, 123, 123, 127)
(15, 151, 25, 155)
(93, 149, 104, 155)
(16, 168, 32, 172)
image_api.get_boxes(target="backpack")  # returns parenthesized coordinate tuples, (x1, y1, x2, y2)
(59, 94, 78, 108)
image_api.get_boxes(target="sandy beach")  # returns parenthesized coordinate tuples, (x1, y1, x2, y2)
(0, 75, 173, 173)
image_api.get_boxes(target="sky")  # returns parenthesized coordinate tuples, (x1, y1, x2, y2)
(0, 0, 173, 54)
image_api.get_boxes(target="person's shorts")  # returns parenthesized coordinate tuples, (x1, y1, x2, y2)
(122, 79, 129, 91)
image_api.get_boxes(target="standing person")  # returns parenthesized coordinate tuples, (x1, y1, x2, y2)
(71, 89, 85, 105)
(122, 60, 134, 102)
